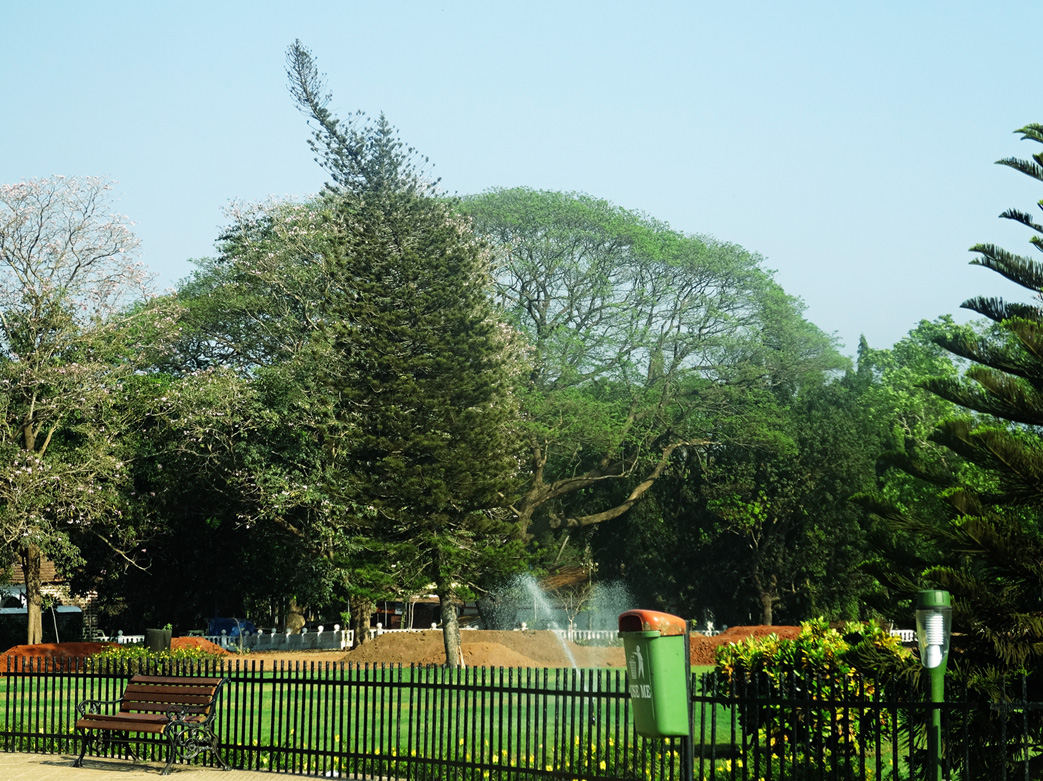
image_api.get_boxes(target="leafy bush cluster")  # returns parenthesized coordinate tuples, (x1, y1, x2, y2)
(714, 618, 910, 767)
(88, 644, 227, 672)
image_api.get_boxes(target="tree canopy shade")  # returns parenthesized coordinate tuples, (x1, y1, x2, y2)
(287, 41, 526, 666)
(0, 176, 170, 643)
(459, 188, 846, 541)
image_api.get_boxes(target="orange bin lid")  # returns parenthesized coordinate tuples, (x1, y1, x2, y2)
(618, 609, 687, 636)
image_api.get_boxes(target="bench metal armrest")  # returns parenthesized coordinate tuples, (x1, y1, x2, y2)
(165, 704, 190, 723)
(76, 697, 123, 718)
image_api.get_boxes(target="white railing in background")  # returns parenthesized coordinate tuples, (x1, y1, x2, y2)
(104, 631, 144, 645)
(368, 623, 441, 641)
(364, 624, 620, 645)
(551, 628, 618, 644)
(99, 626, 355, 651)
(103, 625, 917, 650)
(232, 625, 355, 651)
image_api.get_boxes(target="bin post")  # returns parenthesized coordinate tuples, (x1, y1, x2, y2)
(683, 622, 694, 781)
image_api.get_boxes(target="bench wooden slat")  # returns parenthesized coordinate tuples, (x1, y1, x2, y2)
(77, 718, 169, 735)
(122, 692, 214, 706)
(129, 675, 224, 686)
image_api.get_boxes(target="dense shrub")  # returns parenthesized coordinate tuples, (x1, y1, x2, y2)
(714, 618, 910, 764)
(88, 643, 227, 672)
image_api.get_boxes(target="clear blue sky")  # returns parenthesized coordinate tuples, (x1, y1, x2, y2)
(4, 2, 1041, 355)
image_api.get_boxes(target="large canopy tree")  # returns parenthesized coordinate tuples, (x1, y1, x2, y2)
(459, 188, 845, 543)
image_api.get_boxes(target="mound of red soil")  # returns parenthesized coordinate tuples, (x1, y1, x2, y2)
(344, 630, 625, 668)
(341, 627, 800, 669)
(0, 636, 231, 672)
(171, 636, 231, 655)
(0, 641, 115, 672)
(689, 625, 802, 666)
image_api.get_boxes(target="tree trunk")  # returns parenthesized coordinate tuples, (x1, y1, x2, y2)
(753, 572, 775, 626)
(286, 596, 306, 633)
(435, 575, 464, 668)
(19, 543, 43, 645)
(759, 591, 773, 626)
(348, 595, 374, 647)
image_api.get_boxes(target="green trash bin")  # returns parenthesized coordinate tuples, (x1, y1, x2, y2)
(618, 609, 690, 738)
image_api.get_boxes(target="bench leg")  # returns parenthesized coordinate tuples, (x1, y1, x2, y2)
(162, 729, 178, 776)
(74, 730, 139, 768)
(73, 730, 91, 767)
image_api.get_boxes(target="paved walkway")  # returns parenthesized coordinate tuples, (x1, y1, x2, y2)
(0, 751, 293, 780)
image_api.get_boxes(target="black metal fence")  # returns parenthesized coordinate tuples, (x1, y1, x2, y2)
(1, 657, 1040, 780)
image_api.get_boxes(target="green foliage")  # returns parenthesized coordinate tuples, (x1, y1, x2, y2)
(714, 619, 911, 767)
(87, 644, 228, 672)
(0, 176, 180, 643)
(858, 127, 1043, 670)
(460, 186, 846, 563)
(853, 124, 1043, 780)
(595, 372, 879, 626)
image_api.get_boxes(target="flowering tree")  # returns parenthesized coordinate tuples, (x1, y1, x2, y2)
(0, 176, 160, 643)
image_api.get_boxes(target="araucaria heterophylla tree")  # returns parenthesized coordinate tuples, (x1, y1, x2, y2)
(859, 125, 1043, 779)
(286, 41, 527, 667)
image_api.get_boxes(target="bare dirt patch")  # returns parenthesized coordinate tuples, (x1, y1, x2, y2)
(171, 636, 231, 655)
(0, 641, 114, 672)
(342, 630, 624, 668)
(244, 626, 800, 668)
(0, 626, 801, 670)
(688, 624, 802, 666)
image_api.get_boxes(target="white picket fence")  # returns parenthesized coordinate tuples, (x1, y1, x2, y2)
(102, 631, 144, 645)
(365, 624, 620, 645)
(99, 626, 355, 651)
(227, 625, 355, 651)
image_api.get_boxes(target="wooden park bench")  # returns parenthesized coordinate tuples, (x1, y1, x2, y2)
(73, 674, 231, 775)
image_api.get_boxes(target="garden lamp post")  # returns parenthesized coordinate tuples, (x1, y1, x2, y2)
(915, 589, 952, 781)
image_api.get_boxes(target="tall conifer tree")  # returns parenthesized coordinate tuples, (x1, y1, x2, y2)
(286, 41, 524, 666)
(860, 125, 1043, 777)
